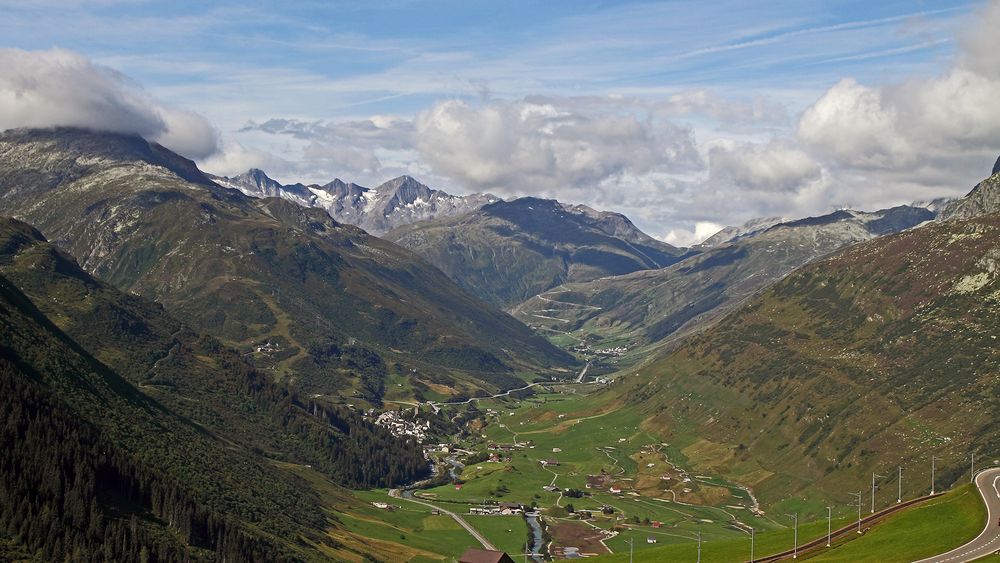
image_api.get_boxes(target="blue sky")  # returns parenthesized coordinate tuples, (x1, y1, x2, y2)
(1, 0, 996, 243)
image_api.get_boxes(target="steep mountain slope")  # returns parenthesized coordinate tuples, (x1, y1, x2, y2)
(0, 128, 573, 401)
(386, 197, 689, 308)
(612, 202, 1000, 511)
(0, 217, 429, 489)
(212, 169, 498, 235)
(512, 205, 936, 354)
(942, 169, 1000, 220)
(0, 269, 331, 561)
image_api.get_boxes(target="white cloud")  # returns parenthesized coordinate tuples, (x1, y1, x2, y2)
(302, 141, 381, 176)
(413, 97, 702, 196)
(798, 78, 913, 169)
(662, 221, 725, 247)
(798, 1, 1000, 182)
(199, 139, 284, 178)
(654, 89, 789, 126)
(245, 116, 414, 150)
(958, 1, 1000, 81)
(709, 140, 821, 192)
(0, 47, 218, 159)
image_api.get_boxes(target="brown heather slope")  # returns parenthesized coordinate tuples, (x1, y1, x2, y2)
(612, 197, 1000, 514)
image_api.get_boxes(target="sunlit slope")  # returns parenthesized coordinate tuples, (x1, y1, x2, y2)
(613, 204, 1000, 510)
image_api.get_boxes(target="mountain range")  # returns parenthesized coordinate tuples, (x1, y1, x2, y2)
(512, 203, 938, 355)
(386, 197, 689, 308)
(0, 128, 574, 405)
(4, 124, 999, 560)
(212, 169, 498, 235)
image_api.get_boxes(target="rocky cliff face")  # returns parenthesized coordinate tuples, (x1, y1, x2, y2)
(942, 158, 1000, 220)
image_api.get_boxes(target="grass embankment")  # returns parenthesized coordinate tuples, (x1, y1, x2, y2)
(807, 483, 985, 562)
(465, 515, 531, 556)
(593, 483, 984, 562)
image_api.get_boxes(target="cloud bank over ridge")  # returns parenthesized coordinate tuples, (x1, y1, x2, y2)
(0, 48, 218, 159)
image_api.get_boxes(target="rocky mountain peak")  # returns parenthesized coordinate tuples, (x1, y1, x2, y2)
(939, 154, 1000, 221)
(238, 168, 282, 190)
(377, 175, 430, 200)
(319, 178, 369, 198)
(0, 127, 216, 195)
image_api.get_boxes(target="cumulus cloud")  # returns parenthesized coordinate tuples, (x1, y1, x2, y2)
(414, 97, 702, 195)
(798, 78, 912, 169)
(662, 221, 725, 247)
(709, 140, 822, 192)
(798, 1, 1000, 182)
(0, 47, 218, 159)
(199, 140, 285, 178)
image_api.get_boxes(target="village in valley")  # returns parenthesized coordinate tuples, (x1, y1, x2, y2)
(353, 369, 775, 561)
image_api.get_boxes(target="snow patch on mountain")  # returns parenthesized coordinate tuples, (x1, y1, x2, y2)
(210, 170, 500, 235)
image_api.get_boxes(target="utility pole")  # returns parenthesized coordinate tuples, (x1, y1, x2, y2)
(931, 456, 939, 495)
(697, 531, 702, 563)
(871, 472, 885, 513)
(897, 466, 902, 503)
(785, 513, 798, 558)
(849, 491, 863, 534)
(750, 527, 755, 562)
(826, 506, 832, 547)
(972, 453, 976, 483)
(625, 536, 633, 563)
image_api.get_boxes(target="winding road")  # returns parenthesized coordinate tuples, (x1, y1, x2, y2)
(915, 467, 1000, 563)
(388, 488, 496, 550)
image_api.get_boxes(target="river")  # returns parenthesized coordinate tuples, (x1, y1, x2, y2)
(524, 512, 545, 562)
(402, 456, 547, 560)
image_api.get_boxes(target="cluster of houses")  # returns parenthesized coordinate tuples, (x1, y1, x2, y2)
(369, 409, 431, 441)
(595, 345, 629, 357)
(469, 502, 523, 516)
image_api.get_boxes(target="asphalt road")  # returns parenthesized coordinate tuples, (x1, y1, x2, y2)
(915, 467, 1000, 563)
(388, 488, 496, 550)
